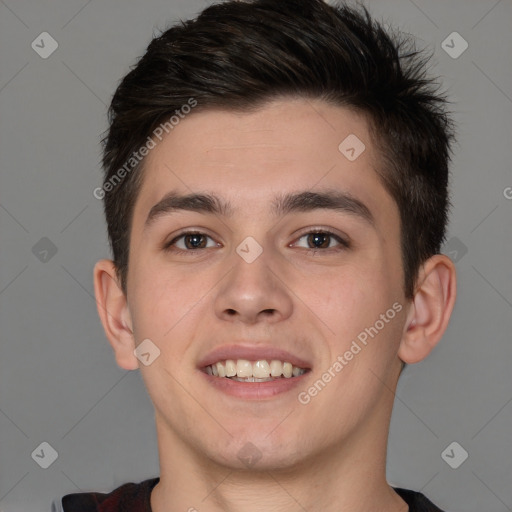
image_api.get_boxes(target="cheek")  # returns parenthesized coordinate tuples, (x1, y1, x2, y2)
(315, 262, 402, 351)
(128, 259, 204, 343)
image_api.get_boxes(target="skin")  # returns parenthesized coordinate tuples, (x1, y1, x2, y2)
(94, 97, 456, 512)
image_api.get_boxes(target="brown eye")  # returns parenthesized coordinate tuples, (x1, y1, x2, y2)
(182, 233, 208, 249)
(164, 231, 218, 252)
(307, 232, 331, 249)
(294, 230, 349, 251)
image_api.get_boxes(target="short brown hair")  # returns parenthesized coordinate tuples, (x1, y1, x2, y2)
(100, 0, 455, 298)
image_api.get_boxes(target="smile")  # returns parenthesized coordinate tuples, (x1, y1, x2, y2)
(203, 359, 308, 381)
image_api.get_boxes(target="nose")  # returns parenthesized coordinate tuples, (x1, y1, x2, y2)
(213, 250, 293, 325)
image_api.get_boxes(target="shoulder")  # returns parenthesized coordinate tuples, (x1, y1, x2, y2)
(393, 487, 446, 512)
(56, 477, 159, 512)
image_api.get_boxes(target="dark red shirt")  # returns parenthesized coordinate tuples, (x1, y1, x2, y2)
(55, 477, 446, 511)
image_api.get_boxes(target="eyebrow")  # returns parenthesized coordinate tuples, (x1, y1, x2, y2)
(144, 189, 374, 229)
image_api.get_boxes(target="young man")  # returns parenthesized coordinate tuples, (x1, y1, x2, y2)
(55, 0, 457, 510)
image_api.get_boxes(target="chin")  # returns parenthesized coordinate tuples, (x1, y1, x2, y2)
(205, 429, 308, 471)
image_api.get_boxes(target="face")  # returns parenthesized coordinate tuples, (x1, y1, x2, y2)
(125, 97, 408, 470)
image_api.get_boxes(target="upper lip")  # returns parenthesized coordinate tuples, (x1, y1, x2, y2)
(197, 344, 312, 370)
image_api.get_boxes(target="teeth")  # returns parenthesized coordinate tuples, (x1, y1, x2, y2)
(270, 360, 282, 377)
(253, 360, 271, 378)
(225, 359, 237, 377)
(216, 362, 226, 378)
(236, 359, 253, 378)
(204, 359, 307, 379)
(231, 376, 275, 383)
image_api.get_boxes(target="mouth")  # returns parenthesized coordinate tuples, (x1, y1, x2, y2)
(202, 358, 309, 382)
(197, 346, 312, 399)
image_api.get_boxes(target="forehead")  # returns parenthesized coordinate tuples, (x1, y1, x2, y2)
(131, 97, 396, 228)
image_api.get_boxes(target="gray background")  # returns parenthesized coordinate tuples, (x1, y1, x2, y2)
(0, 0, 511, 510)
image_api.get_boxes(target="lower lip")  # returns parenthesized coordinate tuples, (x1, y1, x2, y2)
(198, 370, 310, 399)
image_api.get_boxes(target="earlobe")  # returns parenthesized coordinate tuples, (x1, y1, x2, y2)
(93, 259, 139, 370)
(398, 254, 457, 364)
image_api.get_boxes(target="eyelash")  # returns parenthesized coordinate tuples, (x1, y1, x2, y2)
(163, 229, 350, 255)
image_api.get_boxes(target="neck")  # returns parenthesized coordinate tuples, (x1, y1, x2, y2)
(150, 392, 408, 512)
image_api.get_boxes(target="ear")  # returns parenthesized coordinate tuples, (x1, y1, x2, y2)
(93, 259, 139, 370)
(398, 254, 457, 364)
